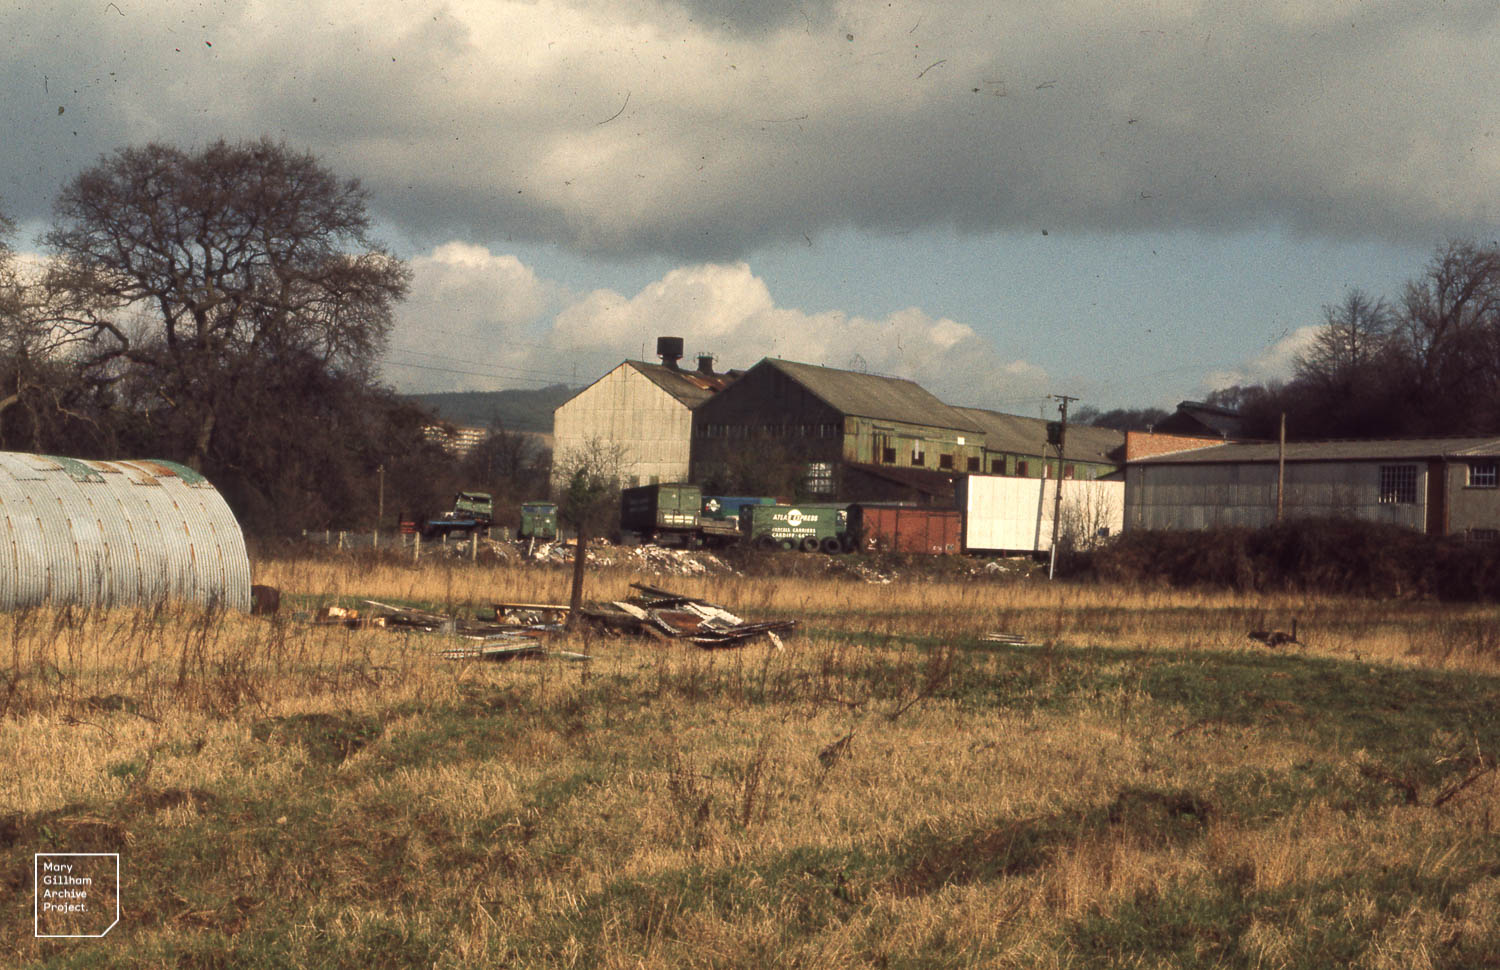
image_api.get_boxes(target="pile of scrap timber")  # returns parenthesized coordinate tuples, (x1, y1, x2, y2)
(316, 599, 584, 662)
(576, 582, 796, 648)
(302, 583, 794, 659)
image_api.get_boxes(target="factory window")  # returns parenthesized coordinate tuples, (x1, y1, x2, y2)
(1469, 462, 1498, 488)
(805, 462, 834, 495)
(911, 445, 925, 467)
(967, 456, 981, 472)
(1015, 460, 1028, 476)
(820, 423, 840, 438)
(882, 447, 896, 463)
(1379, 464, 1418, 504)
(1470, 528, 1500, 543)
(1064, 464, 1076, 479)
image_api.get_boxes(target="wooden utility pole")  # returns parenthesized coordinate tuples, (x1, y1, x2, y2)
(1048, 394, 1077, 580)
(1276, 415, 1286, 522)
(377, 464, 385, 527)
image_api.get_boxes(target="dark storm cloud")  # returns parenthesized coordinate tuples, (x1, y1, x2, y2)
(669, 0, 840, 36)
(3, 1, 1496, 256)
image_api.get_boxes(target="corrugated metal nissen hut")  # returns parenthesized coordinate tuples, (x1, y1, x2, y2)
(0, 452, 251, 611)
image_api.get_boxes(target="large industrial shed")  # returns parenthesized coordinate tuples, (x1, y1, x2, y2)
(1125, 436, 1500, 538)
(690, 358, 986, 502)
(0, 452, 251, 611)
(552, 339, 734, 489)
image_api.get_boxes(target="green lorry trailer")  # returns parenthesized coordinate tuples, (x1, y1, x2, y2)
(518, 501, 558, 540)
(618, 483, 849, 551)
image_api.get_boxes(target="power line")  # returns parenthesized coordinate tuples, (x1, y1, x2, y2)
(380, 358, 572, 386)
(387, 345, 579, 383)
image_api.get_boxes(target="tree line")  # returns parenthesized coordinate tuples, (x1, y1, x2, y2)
(0, 138, 548, 535)
(1208, 239, 1500, 441)
(1071, 240, 1500, 442)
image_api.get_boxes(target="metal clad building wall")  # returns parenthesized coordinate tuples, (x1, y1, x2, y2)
(1127, 462, 1427, 533)
(0, 453, 250, 611)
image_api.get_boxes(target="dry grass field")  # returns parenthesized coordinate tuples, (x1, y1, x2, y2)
(4, 551, 1500, 968)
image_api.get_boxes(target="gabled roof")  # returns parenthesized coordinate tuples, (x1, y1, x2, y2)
(1132, 436, 1500, 465)
(761, 359, 984, 433)
(558, 360, 735, 413)
(627, 361, 735, 407)
(955, 407, 1126, 465)
(1154, 401, 1245, 438)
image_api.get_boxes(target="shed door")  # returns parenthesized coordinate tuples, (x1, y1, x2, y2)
(1426, 460, 1448, 535)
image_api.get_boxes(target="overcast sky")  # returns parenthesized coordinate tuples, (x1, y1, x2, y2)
(4, 0, 1496, 413)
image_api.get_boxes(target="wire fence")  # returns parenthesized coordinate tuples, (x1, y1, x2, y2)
(299, 527, 519, 561)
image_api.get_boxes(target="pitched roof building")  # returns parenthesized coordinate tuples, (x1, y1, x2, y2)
(1153, 400, 1246, 439)
(691, 358, 989, 503)
(552, 339, 736, 488)
(954, 407, 1125, 480)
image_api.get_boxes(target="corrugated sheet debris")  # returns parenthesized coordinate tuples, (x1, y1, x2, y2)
(580, 582, 796, 647)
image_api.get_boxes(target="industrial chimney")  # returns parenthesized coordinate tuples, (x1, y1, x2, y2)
(696, 353, 715, 375)
(656, 336, 684, 369)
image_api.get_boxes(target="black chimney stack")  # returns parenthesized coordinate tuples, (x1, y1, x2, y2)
(696, 353, 715, 375)
(656, 335, 684, 369)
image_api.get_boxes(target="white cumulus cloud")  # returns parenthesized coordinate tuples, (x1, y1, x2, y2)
(387, 249, 1048, 408)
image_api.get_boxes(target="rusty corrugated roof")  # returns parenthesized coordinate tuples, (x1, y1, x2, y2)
(762, 359, 985, 433)
(627, 361, 735, 408)
(1132, 436, 1500, 464)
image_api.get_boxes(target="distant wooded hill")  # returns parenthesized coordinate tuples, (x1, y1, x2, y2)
(406, 385, 576, 433)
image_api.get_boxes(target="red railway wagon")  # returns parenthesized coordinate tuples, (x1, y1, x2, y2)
(851, 504, 962, 555)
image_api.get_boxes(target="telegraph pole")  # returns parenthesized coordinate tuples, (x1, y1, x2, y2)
(1048, 394, 1078, 580)
(1276, 414, 1286, 522)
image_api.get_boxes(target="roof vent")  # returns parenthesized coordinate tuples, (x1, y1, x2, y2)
(696, 353, 715, 375)
(656, 336, 684, 369)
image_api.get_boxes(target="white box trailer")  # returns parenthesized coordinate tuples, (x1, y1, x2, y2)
(958, 475, 1124, 554)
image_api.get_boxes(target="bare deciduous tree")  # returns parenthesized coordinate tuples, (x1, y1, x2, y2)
(0, 206, 108, 452)
(553, 437, 623, 626)
(1294, 289, 1394, 392)
(45, 138, 410, 472)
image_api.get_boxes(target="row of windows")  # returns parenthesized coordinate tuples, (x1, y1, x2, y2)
(698, 423, 841, 439)
(874, 447, 1080, 479)
(878, 446, 978, 470)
